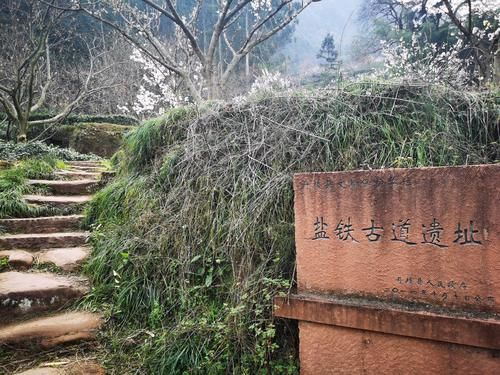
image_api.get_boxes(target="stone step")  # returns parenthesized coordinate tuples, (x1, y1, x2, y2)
(0, 311, 102, 349)
(16, 360, 105, 375)
(0, 215, 84, 234)
(0, 272, 89, 321)
(54, 171, 100, 180)
(0, 247, 91, 271)
(37, 247, 91, 271)
(23, 195, 92, 208)
(0, 232, 88, 250)
(70, 165, 105, 172)
(66, 161, 102, 167)
(0, 250, 34, 269)
(28, 179, 98, 195)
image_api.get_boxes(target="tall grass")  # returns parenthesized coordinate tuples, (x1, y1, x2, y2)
(0, 156, 66, 218)
(84, 84, 498, 374)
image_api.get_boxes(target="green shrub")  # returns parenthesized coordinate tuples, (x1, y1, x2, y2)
(84, 84, 498, 374)
(0, 141, 99, 161)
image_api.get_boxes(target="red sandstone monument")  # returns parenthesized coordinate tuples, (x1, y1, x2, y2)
(274, 165, 500, 374)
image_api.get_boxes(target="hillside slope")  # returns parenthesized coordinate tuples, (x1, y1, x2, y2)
(84, 84, 499, 374)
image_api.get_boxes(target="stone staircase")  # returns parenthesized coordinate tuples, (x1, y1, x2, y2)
(0, 161, 105, 374)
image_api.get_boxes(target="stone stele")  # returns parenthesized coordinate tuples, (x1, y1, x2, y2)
(295, 165, 499, 312)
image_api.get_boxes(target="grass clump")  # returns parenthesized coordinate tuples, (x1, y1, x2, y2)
(0, 155, 65, 218)
(84, 84, 498, 374)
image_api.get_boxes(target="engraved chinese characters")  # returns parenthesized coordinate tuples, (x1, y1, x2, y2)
(311, 217, 483, 248)
(294, 165, 499, 313)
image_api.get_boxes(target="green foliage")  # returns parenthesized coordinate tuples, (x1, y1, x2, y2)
(0, 189, 47, 219)
(0, 155, 65, 218)
(84, 84, 498, 374)
(120, 106, 197, 172)
(317, 33, 339, 70)
(0, 168, 26, 193)
(17, 159, 57, 179)
(0, 141, 99, 161)
(0, 256, 8, 272)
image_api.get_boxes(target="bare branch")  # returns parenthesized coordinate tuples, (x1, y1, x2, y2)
(162, 0, 206, 64)
(207, 0, 234, 65)
(188, 0, 204, 29)
(222, 2, 311, 83)
(225, 0, 253, 25)
(78, 7, 183, 76)
(240, 1, 293, 53)
(0, 94, 18, 121)
(139, 0, 176, 22)
(223, 32, 237, 57)
(441, 0, 471, 38)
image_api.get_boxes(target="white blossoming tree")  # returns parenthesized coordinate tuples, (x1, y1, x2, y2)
(359, 0, 499, 85)
(62, 0, 316, 103)
(125, 48, 195, 117)
(396, 0, 499, 82)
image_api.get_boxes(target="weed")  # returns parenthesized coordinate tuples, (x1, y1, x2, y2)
(0, 256, 8, 272)
(0, 156, 67, 218)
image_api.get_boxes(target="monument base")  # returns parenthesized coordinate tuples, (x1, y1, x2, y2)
(274, 295, 500, 374)
(300, 322, 499, 375)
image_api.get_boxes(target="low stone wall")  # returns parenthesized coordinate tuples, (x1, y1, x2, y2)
(29, 123, 133, 157)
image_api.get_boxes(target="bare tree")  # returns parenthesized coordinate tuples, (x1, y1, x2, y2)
(359, 0, 407, 30)
(54, 0, 317, 102)
(0, 0, 115, 142)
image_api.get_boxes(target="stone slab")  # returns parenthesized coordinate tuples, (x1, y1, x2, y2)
(0, 250, 34, 269)
(54, 171, 99, 181)
(17, 361, 105, 375)
(66, 161, 102, 167)
(0, 232, 88, 250)
(23, 195, 92, 208)
(0, 272, 89, 320)
(69, 165, 105, 171)
(294, 165, 499, 313)
(0, 215, 84, 234)
(27, 180, 98, 195)
(37, 247, 91, 271)
(274, 295, 500, 349)
(0, 312, 102, 348)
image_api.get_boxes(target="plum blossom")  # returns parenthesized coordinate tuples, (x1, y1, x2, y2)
(382, 36, 472, 86)
(380, 0, 499, 85)
(120, 48, 197, 117)
(249, 69, 292, 95)
(251, 0, 273, 12)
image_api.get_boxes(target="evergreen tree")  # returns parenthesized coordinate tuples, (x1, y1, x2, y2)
(317, 33, 339, 70)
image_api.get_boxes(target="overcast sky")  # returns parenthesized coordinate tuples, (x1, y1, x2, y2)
(283, 0, 364, 73)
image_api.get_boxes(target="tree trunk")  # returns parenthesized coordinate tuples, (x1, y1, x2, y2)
(205, 67, 221, 100)
(6, 120, 12, 142)
(17, 118, 28, 143)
